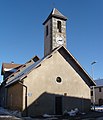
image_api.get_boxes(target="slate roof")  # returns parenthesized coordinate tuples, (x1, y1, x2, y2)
(5, 46, 96, 87)
(95, 79, 103, 86)
(43, 8, 67, 25)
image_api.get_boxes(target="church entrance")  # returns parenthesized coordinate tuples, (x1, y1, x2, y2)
(55, 96, 62, 115)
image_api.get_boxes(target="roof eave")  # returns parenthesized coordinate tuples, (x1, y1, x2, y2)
(43, 15, 67, 25)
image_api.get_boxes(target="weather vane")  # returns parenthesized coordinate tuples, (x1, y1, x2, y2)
(52, 2, 55, 8)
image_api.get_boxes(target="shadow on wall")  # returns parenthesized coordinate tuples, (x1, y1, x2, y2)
(0, 83, 7, 108)
(22, 92, 91, 117)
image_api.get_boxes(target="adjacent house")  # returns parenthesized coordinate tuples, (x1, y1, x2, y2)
(0, 56, 39, 108)
(91, 79, 103, 106)
(0, 63, 22, 107)
(0, 8, 95, 117)
(1, 62, 22, 80)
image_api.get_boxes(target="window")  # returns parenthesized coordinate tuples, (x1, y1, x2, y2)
(32, 56, 39, 62)
(91, 91, 93, 96)
(57, 21, 61, 32)
(46, 25, 48, 36)
(56, 77, 62, 83)
(99, 99, 103, 106)
(99, 87, 102, 92)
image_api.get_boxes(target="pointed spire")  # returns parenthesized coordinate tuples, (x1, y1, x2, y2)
(52, 8, 67, 19)
(43, 8, 67, 25)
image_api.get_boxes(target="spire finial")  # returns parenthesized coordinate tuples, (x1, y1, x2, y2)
(52, 2, 55, 9)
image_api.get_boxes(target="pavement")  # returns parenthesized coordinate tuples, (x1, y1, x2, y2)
(1, 107, 103, 120)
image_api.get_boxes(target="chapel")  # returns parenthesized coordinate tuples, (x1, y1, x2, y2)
(0, 8, 95, 117)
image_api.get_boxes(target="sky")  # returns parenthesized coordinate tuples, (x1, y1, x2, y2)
(0, 0, 103, 82)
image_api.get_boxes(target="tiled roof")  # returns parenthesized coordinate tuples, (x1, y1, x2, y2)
(1, 63, 22, 75)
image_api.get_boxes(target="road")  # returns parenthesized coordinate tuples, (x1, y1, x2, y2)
(1, 107, 103, 120)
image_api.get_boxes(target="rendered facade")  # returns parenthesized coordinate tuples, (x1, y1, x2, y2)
(91, 79, 103, 106)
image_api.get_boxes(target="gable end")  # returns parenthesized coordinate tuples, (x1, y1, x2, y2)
(58, 47, 95, 87)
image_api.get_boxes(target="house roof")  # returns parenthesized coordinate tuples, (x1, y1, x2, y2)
(4, 56, 39, 83)
(5, 46, 96, 87)
(1, 63, 22, 75)
(94, 79, 103, 86)
(43, 8, 67, 25)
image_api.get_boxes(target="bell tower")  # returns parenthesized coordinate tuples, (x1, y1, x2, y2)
(43, 8, 67, 56)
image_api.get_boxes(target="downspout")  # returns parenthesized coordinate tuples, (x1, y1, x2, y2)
(19, 81, 28, 116)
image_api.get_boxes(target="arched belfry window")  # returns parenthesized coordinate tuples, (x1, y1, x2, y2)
(57, 21, 61, 33)
(46, 25, 48, 36)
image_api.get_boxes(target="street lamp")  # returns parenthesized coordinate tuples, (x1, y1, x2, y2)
(91, 61, 96, 80)
(91, 61, 96, 111)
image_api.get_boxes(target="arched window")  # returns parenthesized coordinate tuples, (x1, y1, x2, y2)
(57, 21, 61, 33)
(46, 25, 48, 36)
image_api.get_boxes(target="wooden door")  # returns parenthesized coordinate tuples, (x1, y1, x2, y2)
(55, 96, 62, 115)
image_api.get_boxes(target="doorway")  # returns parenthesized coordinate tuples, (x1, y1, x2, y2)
(55, 96, 62, 115)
